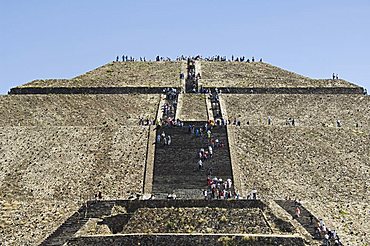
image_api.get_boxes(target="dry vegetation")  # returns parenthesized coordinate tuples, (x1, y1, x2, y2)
(223, 94, 370, 128)
(177, 94, 208, 121)
(229, 126, 370, 245)
(201, 62, 358, 88)
(0, 94, 160, 126)
(18, 62, 183, 88)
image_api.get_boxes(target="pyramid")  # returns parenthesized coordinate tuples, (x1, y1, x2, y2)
(1, 59, 368, 245)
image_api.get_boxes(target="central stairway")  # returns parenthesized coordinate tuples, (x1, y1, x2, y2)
(152, 123, 233, 199)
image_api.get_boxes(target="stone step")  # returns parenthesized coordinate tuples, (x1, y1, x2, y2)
(152, 122, 233, 199)
(275, 200, 320, 239)
(39, 207, 88, 246)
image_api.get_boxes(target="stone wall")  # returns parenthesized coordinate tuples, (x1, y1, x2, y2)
(204, 87, 364, 94)
(85, 199, 266, 218)
(67, 234, 305, 246)
(9, 87, 182, 95)
(0, 94, 160, 126)
(0, 199, 79, 246)
(228, 126, 370, 245)
(223, 94, 370, 128)
(0, 126, 150, 245)
(123, 207, 271, 234)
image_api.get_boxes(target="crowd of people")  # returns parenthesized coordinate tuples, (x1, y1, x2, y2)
(315, 218, 343, 245)
(138, 117, 156, 126)
(157, 131, 172, 146)
(177, 55, 263, 63)
(290, 199, 343, 245)
(115, 55, 146, 62)
(113, 54, 264, 63)
(204, 177, 237, 200)
(137, 88, 180, 127)
(186, 121, 240, 200)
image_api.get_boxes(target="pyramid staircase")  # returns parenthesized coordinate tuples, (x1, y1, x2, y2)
(152, 123, 233, 199)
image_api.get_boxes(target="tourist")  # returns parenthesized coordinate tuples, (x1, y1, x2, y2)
(208, 146, 213, 158)
(295, 206, 301, 218)
(319, 218, 325, 227)
(323, 233, 330, 246)
(215, 138, 220, 148)
(336, 119, 341, 127)
(198, 159, 203, 170)
(332, 230, 337, 239)
(251, 188, 257, 199)
(309, 214, 314, 224)
(203, 190, 208, 200)
(207, 168, 213, 176)
(227, 179, 232, 189)
(334, 239, 341, 246)
(315, 227, 322, 239)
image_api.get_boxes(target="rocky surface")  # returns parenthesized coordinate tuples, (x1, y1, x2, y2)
(223, 94, 370, 128)
(76, 218, 111, 236)
(122, 207, 272, 234)
(201, 61, 358, 88)
(67, 234, 306, 246)
(229, 126, 370, 245)
(177, 94, 208, 121)
(18, 61, 183, 88)
(0, 199, 79, 245)
(0, 126, 150, 245)
(0, 94, 160, 127)
(1, 60, 368, 246)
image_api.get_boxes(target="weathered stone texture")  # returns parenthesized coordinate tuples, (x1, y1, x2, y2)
(223, 94, 370, 128)
(123, 207, 271, 234)
(0, 126, 150, 245)
(18, 62, 183, 88)
(0, 94, 160, 126)
(201, 61, 358, 88)
(0, 199, 78, 245)
(229, 126, 370, 245)
(177, 94, 208, 121)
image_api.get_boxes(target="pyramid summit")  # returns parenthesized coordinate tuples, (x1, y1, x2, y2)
(10, 58, 364, 94)
(1, 57, 369, 245)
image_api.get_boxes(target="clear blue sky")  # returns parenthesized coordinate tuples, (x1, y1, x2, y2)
(1, 0, 369, 94)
